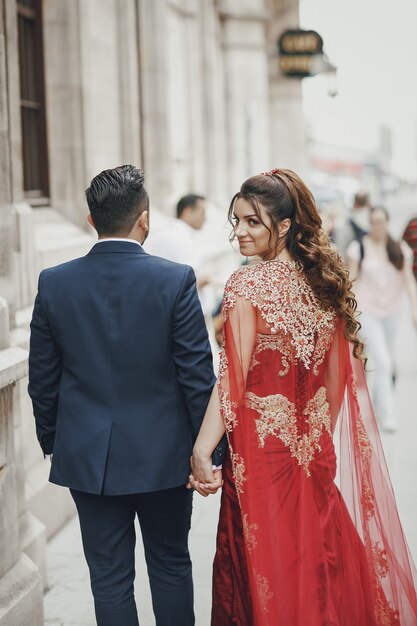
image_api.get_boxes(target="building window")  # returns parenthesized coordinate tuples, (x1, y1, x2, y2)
(17, 0, 49, 201)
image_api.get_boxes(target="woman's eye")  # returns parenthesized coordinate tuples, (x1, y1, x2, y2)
(248, 219, 259, 226)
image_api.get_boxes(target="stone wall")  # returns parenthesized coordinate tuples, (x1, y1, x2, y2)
(0, 299, 43, 626)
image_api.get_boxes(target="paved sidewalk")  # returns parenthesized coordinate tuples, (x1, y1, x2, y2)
(44, 315, 417, 626)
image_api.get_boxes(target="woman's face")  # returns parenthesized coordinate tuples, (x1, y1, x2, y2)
(232, 197, 279, 259)
(369, 209, 388, 241)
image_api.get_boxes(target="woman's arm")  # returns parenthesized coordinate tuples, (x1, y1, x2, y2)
(190, 279, 257, 494)
(190, 382, 225, 494)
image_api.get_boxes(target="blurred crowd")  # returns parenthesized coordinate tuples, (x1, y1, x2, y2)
(150, 190, 417, 434)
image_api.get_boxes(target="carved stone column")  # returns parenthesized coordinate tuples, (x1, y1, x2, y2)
(219, 0, 271, 196)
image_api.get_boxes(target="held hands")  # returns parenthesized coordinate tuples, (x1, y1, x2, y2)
(186, 449, 223, 497)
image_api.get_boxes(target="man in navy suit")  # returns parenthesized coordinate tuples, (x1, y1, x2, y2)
(28, 165, 224, 626)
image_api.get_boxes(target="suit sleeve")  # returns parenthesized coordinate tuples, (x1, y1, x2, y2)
(172, 266, 216, 440)
(28, 272, 63, 456)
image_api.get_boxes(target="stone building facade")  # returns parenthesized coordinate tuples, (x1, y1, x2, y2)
(0, 0, 304, 622)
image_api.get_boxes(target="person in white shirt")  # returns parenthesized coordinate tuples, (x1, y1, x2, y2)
(146, 194, 212, 303)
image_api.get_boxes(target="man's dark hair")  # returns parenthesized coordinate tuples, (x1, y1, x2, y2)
(176, 194, 205, 219)
(353, 191, 370, 208)
(85, 165, 149, 236)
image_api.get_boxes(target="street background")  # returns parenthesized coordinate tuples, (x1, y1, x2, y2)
(1, 1, 417, 625)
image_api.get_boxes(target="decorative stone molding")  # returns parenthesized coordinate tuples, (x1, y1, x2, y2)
(0, 298, 43, 625)
(0, 348, 28, 390)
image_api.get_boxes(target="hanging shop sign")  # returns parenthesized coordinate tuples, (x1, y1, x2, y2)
(278, 29, 325, 78)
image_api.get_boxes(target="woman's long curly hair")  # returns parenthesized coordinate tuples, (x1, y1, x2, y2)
(228, 168, 365, 361)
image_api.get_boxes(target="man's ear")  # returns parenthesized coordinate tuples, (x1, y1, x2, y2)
(87, 213, 95, 230)
(139, 211, 149, 231)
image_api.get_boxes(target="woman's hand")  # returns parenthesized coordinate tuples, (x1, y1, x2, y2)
(187, 468, 223, 497)
(185, 382, 226, 495)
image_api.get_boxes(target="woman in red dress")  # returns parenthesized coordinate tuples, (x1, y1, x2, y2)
(190, 169, 417, 626)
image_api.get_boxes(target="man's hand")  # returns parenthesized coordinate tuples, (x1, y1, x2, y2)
(190, 449, 214, 485)
(186, 469, 223, 497)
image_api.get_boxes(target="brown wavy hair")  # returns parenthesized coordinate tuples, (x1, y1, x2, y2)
(228, 168, 365, 360)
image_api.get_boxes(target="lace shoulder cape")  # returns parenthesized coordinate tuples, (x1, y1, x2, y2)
(222, 260, 337, 374)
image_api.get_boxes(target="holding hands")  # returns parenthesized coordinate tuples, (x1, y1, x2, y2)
(186, 381, 226, 496)
(187, 449, 223, 497)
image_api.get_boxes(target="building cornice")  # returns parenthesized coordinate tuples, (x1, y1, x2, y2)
(219, 10, 269, 23)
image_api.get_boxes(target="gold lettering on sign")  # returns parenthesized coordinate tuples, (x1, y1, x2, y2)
(280, 55, 312, 74)
(281, 33, 320, 54)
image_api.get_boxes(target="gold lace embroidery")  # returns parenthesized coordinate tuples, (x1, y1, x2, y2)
(255, 573, 273, 613)
(218, 350, 228, 380)
(231, 453, 246, 495)
(249, 332, 296, 377)
(219, 388, 238, 432)
(223, 262, 336, 374)
(246, 386, 331, 476)
(242, 513, 258, 553)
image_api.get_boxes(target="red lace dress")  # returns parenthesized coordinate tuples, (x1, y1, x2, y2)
(212, 260, 417, 626)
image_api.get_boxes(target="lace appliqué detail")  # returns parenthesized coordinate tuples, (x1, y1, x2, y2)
(375, 587, 400, 626)
(372, 542, 389, 578)
(249, 332, 296, 377)
(218, 351, 239, 432)
(246, 386, 331, 476)
(361, 478, 376, 521)
(242, 513, 258, 553)
(350, 374, 375, 519)
(247, 391, 297, 449)
(220, 388, 238, 432)
(218, 349, 228, 380)
(231, 453, 246, 495)
(255, 573, 273, 613)
(223, 262, 336, 374)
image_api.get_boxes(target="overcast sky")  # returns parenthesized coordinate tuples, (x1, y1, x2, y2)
(300, 0, 417, 180)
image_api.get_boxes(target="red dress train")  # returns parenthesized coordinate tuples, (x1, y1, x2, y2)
(212, 260, 417, 626)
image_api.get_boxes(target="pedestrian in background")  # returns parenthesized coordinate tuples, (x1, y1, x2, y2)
(403, 215, 417, 280)
(336, 190, 371, 258)
(146, 194, 212, 297)
(347, 206, 417, 431)
(147, 193, 218, 362)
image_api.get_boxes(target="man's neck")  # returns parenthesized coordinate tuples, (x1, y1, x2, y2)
(97, 236, 142, 245)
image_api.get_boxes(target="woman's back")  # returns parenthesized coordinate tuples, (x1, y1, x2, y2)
(223, 259, 336, 373)
(220, 260, 340, 478)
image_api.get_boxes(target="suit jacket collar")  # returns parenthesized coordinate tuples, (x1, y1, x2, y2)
(88, 240, 147, 255)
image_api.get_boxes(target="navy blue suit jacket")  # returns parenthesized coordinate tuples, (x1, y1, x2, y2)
(28, 240, 224, 495)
